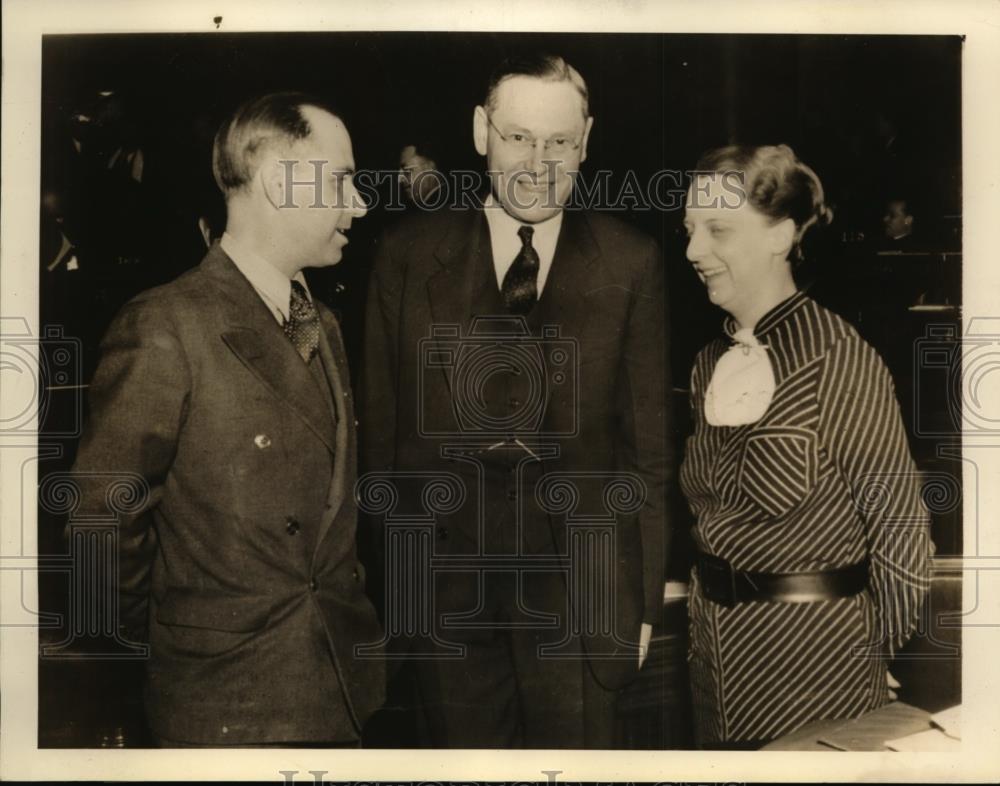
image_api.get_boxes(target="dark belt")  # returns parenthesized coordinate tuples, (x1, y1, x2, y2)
(695, 551, 869, 608)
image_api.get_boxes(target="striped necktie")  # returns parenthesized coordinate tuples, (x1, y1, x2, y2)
(284, 280, 319, 363)
(501, 225, 540, 314)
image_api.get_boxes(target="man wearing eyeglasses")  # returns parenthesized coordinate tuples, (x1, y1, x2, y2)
(362, 54, 670, 748)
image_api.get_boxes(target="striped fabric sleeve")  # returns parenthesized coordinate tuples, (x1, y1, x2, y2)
(818, 335, 932, 654)
(688, 355, 702, 414)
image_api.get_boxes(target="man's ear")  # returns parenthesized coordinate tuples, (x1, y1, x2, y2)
(473, 105, 489, 157)
(260, 159, 286, 211)
(579, 115, 595, 164)
(769, 217, 796, 257)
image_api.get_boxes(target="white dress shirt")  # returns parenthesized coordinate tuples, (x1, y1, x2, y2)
(483, 195, 563, 294)
(220, 232, 312, 325)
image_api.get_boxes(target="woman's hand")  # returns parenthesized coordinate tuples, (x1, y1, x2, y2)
(887, 670, 901, 701)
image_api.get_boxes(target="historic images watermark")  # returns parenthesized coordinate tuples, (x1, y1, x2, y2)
(1, 317, 150, 658)
(277, 161, 747, 214)
(276, 768, 747, 784)
(4, 256, 993, 670)
(1, 317, 83, 439)
(354, 314, 648, 661)
(6, 315, 992, 665)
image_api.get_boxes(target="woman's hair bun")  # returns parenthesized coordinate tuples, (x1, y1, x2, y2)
(816, 203, 835, 228)
(695, 143, 832, 264)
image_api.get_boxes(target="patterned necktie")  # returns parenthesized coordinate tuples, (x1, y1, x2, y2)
(501, 225, 540, 314)
(284, 280, 319, 363)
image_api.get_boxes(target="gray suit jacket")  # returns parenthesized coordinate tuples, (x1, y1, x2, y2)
(71, 243, 385, 744)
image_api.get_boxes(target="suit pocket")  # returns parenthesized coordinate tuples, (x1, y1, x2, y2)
(736, 426, 818, 517)
(155, 587, 272, 633)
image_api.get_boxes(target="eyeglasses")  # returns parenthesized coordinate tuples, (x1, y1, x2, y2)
(485, 114, 582, 157)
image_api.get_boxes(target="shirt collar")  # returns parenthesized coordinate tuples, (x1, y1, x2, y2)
(724, 290, 809, 343)
(483, 193, 563, 249)
(220, 232, 309, 321)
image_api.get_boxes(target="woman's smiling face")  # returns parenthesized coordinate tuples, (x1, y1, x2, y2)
(684, 173, 790, 321)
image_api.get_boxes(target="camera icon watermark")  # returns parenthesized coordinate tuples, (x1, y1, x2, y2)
(0, 317, 83, 438)
(913, 317, 1000, 437)
(418, 315, 579, 438)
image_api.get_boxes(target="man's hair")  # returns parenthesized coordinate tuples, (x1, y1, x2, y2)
(212, 91, 339, 196)
(886, 195, 913, 214)
(400, 138, 442, 169)
(483, 53, 589, 118)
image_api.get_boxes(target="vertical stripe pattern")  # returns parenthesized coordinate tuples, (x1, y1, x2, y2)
(679, 291, 931, 745)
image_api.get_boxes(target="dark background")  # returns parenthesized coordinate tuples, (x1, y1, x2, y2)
(40, 32, 962, 375)
(37, 32, 963, 748)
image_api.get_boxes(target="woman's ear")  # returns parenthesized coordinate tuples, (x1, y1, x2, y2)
(769, 217, 796, 258)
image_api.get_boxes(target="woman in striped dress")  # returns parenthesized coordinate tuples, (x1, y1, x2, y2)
(679, 144, 932, 748)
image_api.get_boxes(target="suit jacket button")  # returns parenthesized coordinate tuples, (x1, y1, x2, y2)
(254, 434, 272, 449)
(285, 517, 300, 535)
(436, 526, 449, 540)
(352, 568, 360, 581)
(309, 579, 319, 592)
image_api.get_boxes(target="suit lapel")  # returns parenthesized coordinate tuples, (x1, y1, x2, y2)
(312, 307, 352, 554)
(536, 210, 602, 416)
(202, 244, 337, 454)
(543, 209, 601, 315)
(421, 209, 604, 425)
(426, 209, 492, 394)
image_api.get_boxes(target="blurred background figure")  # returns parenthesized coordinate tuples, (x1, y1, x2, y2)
(41, 88, 155, 380)
(398, 141, 444, 207)
(881, 195, 916, 246)
(69, 89, 145, 183)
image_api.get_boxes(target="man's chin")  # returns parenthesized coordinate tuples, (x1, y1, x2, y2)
(498, 202, 564, 225)
(304, 251, 344, 270)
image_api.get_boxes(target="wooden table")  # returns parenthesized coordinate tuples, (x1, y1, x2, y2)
(763, 702, 932, 751)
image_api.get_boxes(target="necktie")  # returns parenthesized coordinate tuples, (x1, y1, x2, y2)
(501, 225, 540, 315)
(284, 280, 319, 363)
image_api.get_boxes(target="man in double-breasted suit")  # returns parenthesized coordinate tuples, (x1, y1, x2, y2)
(70, 93, 384, 746)
(361, 55, 670, 748)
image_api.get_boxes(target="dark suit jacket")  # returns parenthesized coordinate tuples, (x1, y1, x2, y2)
(361, 206, 670, 690)
(70, 243, 384, 744)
